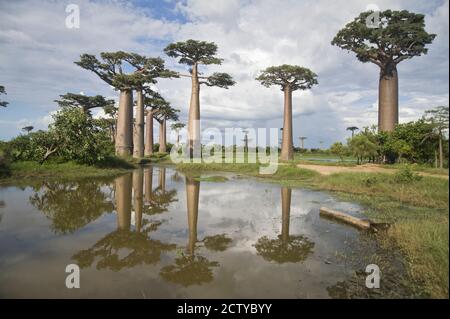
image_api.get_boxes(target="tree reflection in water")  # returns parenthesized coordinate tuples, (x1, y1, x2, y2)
(72, 170, 177, 271)
(254, 187, 314, 263)
(29, 180, 114, 234)
(160, 177, 232, 287)
(144, 167, 177, 215)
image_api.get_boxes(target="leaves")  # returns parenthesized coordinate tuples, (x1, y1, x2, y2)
(55, 93, 115, 115)
(204, 72, 235, 88)
(0, 85, 9, 107)
(256, 64, 318, 91)
(164, 39, 223, 66)
(332, 10, 436, 68)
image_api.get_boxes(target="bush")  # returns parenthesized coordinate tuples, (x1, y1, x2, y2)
(393, 166, 422, 183)
(0, 141, 12, 177)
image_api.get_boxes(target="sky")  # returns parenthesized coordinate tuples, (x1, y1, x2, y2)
(0, 0, 448, 148)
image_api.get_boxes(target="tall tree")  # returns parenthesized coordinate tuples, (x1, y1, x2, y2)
(424, 106, 449, 169)
(346, 126, 359, 138)
(256, 65, 318, 161)
(143, 92, 169, 156)
(164, 40, 235, 158)
(299, 136, 307, 149)
(75, 52, 172, 156)
(0, 85, 8, 107)
(154, 104, 180, 153)
(171, 122, 186, 146)
(55, 93, 114, 116)
(332, 10, 436, 132)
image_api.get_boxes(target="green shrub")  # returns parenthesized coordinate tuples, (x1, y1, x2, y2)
(393, 166, 422, 183)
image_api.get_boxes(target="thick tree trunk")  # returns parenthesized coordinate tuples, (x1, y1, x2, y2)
(439, 132, 443, 169)
(186, 177, 200, 255)
(281, 85, 294, 161)
(115, 173, 132, 230)
(132, 169, 143, 232)
(378, 63, 399, 132)
(159, 118, 167, 153)
(281, 187, 291, 243)
(116, 89, 134, 156)
(133, 90, 145, 158)
(188, 63, 201, 159)
(144, 110, 154, 156)
(144, 167, 153, 204)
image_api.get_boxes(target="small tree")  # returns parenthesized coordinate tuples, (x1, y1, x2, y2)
(256, 65, 318, 161)
(330, 142, 347, 161)
(171, 122, 186, 146)
(332, 10, 436, 132)
(22, 126, 34, 134)
(164, 39, 235, 158)
(348, 134, 378, 165)
(0, 85, 9, 107)
(424, 106, 449, 168)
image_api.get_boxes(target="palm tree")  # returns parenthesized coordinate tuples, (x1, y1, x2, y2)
(346, 126, 359, 138)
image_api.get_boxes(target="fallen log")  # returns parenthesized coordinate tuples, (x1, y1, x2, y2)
(319, 207, 372, 230)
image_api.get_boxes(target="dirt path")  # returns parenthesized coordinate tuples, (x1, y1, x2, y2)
(297, 163, 449, 180)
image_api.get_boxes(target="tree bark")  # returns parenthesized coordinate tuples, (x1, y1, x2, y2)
(281, 85, 294, 161)
(132, 169, 143, 232)
(116, 89, 134, 156)
(378, 63, 399, 132)
(115, 173, 132, 230)
(133, 90, 144, 158)
(186, 177, 200, 255)
(144, 110, 154, 156)
(159, 118, 167, 153)
(188, 63, 201, 159)
(281, 187, 291, 243)
(144, 166, 153, 204)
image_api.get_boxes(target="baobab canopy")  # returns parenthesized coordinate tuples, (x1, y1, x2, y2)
(331, 10, 436, 68)
(256, 64, 318, 91)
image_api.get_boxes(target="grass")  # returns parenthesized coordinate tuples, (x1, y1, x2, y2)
(194, 175, 229, 182)
(175, 161, 449, 298)
(0, 158, 134, 183)
(382, 163, 449, 176)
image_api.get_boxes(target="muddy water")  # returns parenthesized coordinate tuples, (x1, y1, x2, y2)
(0, 166, 380, 298)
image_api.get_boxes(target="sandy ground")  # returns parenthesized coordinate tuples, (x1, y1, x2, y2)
(297, 163, 449, 180)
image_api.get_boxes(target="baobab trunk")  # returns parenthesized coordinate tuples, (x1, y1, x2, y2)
(159, 119, 167, 153)
(281, 187, 291, 243)
(144, 110, 154, 156)
(115, 173, 132, 230)
(116, 89, 134, 156)
(186, 177, 200, 255)
(144, 167, 153, 204)
(188, 63, 201, 159)
(132, 169, 143, 232)
(281, 85, 294, 161)
(378, 64, 399, 132)
(133, 90, 145, 158)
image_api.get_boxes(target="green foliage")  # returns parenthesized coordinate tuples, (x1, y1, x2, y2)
(0, 85, 8, 107)
(0, 141, 12, 177)
(204, 72, 235, 88)
(348, 134, 378, 164)
(256, 64, 318, 91)
(164, 39, 223, 66)
(55, 93, 115, 115)
(329, 142, 347, 161)
(393, 166, 423, 183)
(332, 10, 436, 69)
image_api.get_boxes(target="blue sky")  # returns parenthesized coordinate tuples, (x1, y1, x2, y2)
(0, 0, 448, 148)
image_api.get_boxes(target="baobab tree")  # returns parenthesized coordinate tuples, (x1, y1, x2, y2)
(54, 93, 115, 116)
(75, 52, 172, 156)
(22, 126, 34, 134)
(256, 65, 318, 161)
(423, 106, 449, 169)
(332, 10, 436, 132)
(154, 104, 179, 153)
(346, 126, 359, 138)
(171, 122, 186, 146)
(164, 39, 235, 158)
(143, 93, 169, 156)
(0, 85, 8, 107)
(299, 136, 307, 149)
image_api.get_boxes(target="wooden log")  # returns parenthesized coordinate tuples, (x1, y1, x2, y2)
(319, 207, 372, 230)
